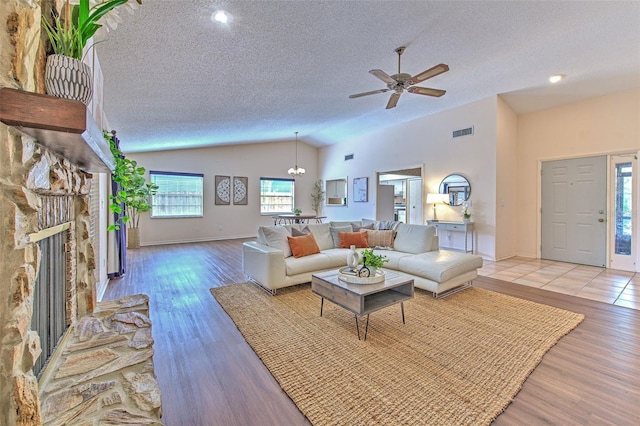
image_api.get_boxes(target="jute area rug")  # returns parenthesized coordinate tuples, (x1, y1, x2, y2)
(211, 283, 584, 425)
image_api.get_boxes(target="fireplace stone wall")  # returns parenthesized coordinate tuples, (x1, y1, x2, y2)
(1, 121, 96, 425)
(1, 2, 161, 425)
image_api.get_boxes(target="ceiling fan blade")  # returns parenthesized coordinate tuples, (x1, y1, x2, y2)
(349, 88, 390, 99)
(369, 69, 396, 84)
(407, 86, 447, 97)
(407, 64, 449, 85)
(386, 92, 401, 109)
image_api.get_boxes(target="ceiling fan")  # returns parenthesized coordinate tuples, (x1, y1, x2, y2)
(349, 46, 449, 109)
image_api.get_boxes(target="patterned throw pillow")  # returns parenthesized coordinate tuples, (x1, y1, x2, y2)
(287, 233, 321, 258)
(366, 229, 396, 248)
(338, 231, 369, 248)
(376, 220, 401, 231)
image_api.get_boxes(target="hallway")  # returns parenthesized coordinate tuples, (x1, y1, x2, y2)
(478, 257, 639, 310)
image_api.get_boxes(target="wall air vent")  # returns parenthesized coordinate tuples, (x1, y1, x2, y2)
(452, 126, 474, 139)
(344, 153, 354, 161)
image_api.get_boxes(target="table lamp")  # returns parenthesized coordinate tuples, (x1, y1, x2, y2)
(426, 193, 447, 221)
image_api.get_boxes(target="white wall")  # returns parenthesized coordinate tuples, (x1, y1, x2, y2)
(495, 97, 518, 260)
(126, 140, 318, 245)
(319, 96, 499, 259)
(516, 88, 640, 258)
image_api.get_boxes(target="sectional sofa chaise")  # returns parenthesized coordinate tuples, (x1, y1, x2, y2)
(242, 220, 483, 297)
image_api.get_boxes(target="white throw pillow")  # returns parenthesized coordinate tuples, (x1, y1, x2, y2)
(260, 226, 293, 257)
(393, 223, 435, 254)
(305, 223, 334, 251)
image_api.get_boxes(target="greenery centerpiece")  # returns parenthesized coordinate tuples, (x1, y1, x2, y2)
(292, 208, 303, 216)
(105, 131, 158, 248)
(42, 0, 142, 104)
(360, 248, 389, 274)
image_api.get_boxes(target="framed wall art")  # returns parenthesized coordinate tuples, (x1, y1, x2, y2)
(233, 177, 248, 205)
(215, 175, 231, 205)
(353, 177, 368, 202)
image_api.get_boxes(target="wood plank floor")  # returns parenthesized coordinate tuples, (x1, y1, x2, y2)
(103, 239, 640, 426)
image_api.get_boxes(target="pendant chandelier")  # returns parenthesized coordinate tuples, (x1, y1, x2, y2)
(287, 131, 305, 176)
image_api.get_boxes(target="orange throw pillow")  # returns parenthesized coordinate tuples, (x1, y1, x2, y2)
(287, 233, 321, 258)
(338, 231, 369, 248)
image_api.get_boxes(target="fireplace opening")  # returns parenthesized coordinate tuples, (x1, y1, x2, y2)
(30, 226, 70, 378)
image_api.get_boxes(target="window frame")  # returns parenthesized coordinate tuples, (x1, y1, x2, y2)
(149, 170, 204, 218)
(259, 177, 295, 215)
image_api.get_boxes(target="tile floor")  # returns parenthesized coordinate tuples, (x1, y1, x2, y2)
(478, 257, 639, 311)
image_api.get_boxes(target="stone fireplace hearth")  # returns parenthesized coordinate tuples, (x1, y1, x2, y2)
(0, 128, 162, 425)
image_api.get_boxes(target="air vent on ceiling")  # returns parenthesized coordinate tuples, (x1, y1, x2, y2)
(452, 126, 474, 139)
(344, 153, 354, 161)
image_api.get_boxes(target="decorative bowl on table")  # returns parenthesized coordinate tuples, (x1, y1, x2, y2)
(338, 267, 385, 284)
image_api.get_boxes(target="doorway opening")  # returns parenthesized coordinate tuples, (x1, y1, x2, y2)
(377, 167, 423, 224)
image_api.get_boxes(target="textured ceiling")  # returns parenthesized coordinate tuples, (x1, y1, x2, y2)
(95, 0, 640, 153)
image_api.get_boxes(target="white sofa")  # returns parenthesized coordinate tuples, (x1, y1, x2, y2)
(242, 221, 483, 297)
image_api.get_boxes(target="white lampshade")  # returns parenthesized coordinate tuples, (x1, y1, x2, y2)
(288, 166, 305, 176)
(426, 193, 446, 204)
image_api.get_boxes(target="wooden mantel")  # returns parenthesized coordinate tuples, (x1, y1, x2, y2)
(0, 87, 115, 173)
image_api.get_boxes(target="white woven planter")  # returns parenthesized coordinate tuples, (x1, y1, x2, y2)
(45, 54, 93, 106)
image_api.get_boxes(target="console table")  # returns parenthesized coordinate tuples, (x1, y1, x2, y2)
(427, 220, 474, 253)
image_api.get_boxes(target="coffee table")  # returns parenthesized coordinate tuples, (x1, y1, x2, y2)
(311, 270, 414, 340)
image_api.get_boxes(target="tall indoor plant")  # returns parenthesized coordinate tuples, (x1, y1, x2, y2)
(42, 0, 142, 105)
(311, 179, 325, 216)
(105, 131, 158, 248)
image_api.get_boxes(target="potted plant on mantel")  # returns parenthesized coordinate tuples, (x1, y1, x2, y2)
(105, 131, 158, 249)
(42, 0, 142, 105)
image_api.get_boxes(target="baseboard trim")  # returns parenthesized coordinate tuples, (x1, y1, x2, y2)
(139, 234, 256, 247)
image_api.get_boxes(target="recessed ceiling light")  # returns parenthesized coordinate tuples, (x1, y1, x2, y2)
(549, 74, 564, 84)
(212, 10, 230, 24)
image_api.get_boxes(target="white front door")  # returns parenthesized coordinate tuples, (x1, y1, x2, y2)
(541, 156, 607, 266)
(609, 155, 636, 271)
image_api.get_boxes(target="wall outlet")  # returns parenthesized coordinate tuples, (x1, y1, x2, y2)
(218, 225, 223, 231)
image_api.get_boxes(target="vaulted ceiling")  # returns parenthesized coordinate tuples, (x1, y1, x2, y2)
(95, 1, 640, 153)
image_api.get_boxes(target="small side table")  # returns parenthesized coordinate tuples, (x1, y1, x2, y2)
(426, 220, 474, 253)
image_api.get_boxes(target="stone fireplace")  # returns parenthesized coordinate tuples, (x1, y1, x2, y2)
(1, 1, 161, 424)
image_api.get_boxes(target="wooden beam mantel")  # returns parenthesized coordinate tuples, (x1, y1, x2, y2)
(0, 87, 115, 173)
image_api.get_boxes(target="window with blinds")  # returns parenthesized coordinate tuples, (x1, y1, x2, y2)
(150, 171, 204, 218)
(260, 177, 295, 214)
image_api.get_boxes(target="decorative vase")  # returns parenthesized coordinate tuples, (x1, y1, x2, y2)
(346, 245, 361, 270)
(463, 216, 471, 223)
(127, 228, 141, 249)
(45, 54, 93, 106)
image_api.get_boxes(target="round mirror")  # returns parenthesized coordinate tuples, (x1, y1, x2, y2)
(439, 174, 470, 206)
